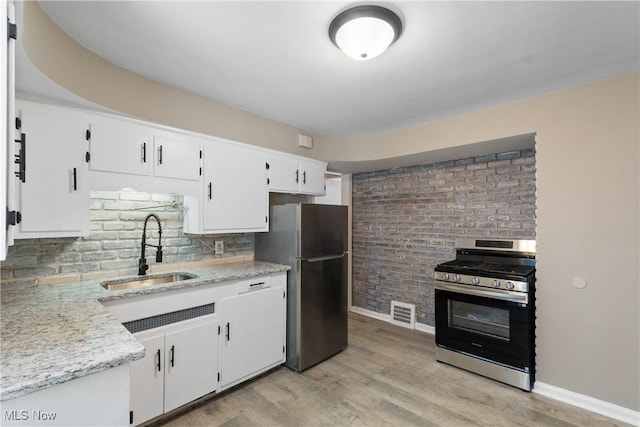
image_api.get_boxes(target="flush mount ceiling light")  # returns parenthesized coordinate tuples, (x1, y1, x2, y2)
(329, 5, 403, 61)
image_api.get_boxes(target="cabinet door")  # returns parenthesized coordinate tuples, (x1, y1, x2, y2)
(16, 103, 89, 237)
(153, 136, 201, 181)
(130, 332, 165, 426)
(88, 122, 151, 176)
(299, 161, 326, 195)
(220, 287, 285, 389)
(202, 141, 268, 232)
(267, 153, 301, 193)
(164, 317, 218, 412)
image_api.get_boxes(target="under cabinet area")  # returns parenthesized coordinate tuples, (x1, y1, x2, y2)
(14, 101, 90, 238)
(129, 315, 218, 426)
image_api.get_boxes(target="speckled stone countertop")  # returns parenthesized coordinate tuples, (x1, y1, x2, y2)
(0, 260, 289, 401)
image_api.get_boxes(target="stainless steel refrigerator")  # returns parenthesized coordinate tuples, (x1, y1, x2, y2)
(255, 203, 348, 372)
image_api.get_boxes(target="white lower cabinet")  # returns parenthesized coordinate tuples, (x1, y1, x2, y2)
(129, 315, 218, 426)
(220, 274, 286, 390)
(102, 271, 287, 425)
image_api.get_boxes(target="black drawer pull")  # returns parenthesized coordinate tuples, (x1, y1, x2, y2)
(250, 282, 265, 287)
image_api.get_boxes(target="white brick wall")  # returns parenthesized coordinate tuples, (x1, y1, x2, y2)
(0, 190, 253, 286)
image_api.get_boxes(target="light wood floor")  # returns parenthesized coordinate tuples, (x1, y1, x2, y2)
(159, 313, 631, 427)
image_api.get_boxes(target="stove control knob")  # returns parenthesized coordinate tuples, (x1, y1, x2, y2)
(492, 280, 501, 288)
(471, 277, 480, 285)
(454, 275, 461, 282)
(442, 273, 450, 280)
(505, 281, 515, 290)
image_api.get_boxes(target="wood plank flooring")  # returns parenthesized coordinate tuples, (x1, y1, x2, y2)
(159, 313, 631, 427)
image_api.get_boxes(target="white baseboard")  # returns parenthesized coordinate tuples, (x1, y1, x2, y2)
(414, 322, 435, 335)
(533, 382, 640, 426)
(349, 306, 435, 335)
(350, 306, 390, 322)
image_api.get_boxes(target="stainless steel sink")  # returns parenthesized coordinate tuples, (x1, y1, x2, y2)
(101, 272, 198, 291)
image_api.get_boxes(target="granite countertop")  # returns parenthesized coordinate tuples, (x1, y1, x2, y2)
(0, 260, 289, 401)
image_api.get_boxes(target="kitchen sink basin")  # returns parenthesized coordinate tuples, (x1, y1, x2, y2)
(101, 272, 198, 291)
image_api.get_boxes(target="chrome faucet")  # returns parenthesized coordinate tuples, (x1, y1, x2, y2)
(139, 213, 163, 276)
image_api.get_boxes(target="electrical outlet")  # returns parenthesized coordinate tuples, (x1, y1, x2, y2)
(214, 240, 224, 255)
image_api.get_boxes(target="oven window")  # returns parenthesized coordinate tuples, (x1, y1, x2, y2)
(448, 301, 510, 341)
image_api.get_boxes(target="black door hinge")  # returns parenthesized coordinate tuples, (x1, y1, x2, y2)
(265, 216, 268, 223)
(85, 129, 91, 141)
(129, 410, 133, 425)
(283, 345, 285, 354)
(265, 162, 270, 170)
(218, 325, 221, 335)
(283, 290, 285, 299)
(15, 117, 21, 130)
(6, 209, 21, 227)
(85, 152, 91, 163)
(14, 133, 26, 183)
(8, 21, 17, 40)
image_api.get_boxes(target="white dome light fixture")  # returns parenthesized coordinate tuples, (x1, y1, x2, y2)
(329, 5, 403, 61)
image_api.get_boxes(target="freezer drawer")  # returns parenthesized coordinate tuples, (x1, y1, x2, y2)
(292, 254, 348, 371)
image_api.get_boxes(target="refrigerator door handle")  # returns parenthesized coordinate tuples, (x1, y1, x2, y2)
(303, 253, 346, 263)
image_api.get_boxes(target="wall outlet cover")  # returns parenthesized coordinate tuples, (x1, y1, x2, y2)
(214, 240, 224, 255)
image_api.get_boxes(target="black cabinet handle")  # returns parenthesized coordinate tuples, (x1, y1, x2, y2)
(295, 170, 299, 183)
(170, 345, 175, 367)
(303, 171, 307, 184)
(226, 322, 230, 341)
(158, 145, 163, 165)
(142, 143, 147, 163)
(72, 168, 77, 191)
(156, 349, 161, 372)
(208, 182, 212, 200)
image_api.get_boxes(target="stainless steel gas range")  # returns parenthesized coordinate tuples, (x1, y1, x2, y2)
(434, 238, 536, 391)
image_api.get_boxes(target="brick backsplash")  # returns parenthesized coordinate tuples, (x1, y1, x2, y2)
(0, 190, 253, 286)
(351, 149, 536, 326)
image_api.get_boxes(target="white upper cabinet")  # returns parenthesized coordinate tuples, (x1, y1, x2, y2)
(87, 120, 202, 196)
(1, 0, 16, 259)
(184, 139, 268, 234)
(88, 121, 151, 176)
(267, 152, 326, 195)
(14, 101, 90, 238)
(153, 136, 201, 182)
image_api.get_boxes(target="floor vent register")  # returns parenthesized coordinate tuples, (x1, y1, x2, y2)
(390, 301, 415, 329)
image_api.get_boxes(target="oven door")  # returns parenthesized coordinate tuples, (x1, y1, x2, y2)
(435, 281, 533, 372)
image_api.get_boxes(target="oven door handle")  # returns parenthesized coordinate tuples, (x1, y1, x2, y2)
(435, 281, 528, 304)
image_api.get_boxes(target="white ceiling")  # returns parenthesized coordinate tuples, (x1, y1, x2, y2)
(27, 1, 640, 136)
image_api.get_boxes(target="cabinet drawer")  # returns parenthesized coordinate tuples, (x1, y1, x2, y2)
(235, 276, 272, 294)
